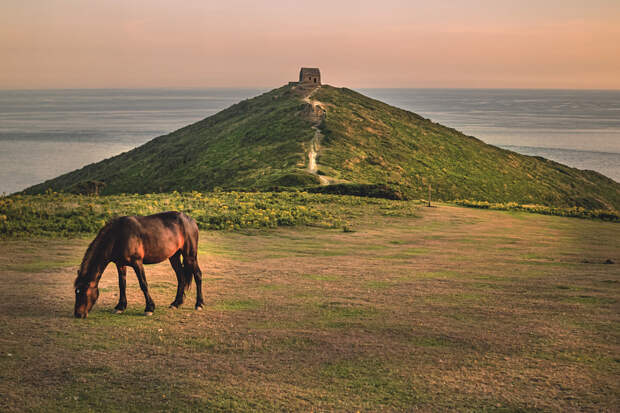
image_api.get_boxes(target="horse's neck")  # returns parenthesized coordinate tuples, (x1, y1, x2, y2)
(87, 256, 108, 281)
(81, 238, 112, 285)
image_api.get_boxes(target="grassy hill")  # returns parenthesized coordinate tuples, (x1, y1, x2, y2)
(313, 86, 619, 210)
(24, 84, 620, 210)
(25, 86, 319, 194)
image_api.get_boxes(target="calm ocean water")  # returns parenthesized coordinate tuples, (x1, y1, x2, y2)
(1, 88, 619, 194)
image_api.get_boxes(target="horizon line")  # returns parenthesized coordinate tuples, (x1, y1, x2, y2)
(1, 84, 620, 92)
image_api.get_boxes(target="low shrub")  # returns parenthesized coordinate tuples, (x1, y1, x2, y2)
(453, 199, 619, 222)
(0, 191, 418, 237)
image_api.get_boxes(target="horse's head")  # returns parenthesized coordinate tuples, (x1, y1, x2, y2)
(74, 270, 99, 318)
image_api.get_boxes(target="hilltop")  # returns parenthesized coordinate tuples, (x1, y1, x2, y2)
(24, 82, 620, 210)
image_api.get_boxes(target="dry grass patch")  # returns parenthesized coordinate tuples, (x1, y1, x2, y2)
(0, 205, 618, 411)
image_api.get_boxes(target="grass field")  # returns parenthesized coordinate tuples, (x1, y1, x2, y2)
(0, 204, 618, 411)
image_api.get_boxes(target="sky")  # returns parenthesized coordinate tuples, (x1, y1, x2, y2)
(1, 0, 619, 89)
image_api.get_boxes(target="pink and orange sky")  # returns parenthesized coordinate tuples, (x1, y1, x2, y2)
(1, 0, 619, 89)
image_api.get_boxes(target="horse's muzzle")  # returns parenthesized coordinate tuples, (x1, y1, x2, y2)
(74, 312, 87, 319)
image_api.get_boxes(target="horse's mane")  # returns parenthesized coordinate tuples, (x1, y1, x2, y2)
(75, 220, 115, 287)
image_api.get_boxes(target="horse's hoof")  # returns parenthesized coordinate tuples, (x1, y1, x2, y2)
(169, 305, 178, 309)
(144, 311, 153, 316)
(113, 309, 124, 314)
(195, 305, 203, 311)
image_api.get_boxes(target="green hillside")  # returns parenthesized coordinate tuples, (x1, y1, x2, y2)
(313, 86, 620, 210)
(25, 86, 319, 194)
(24, 84, 620, 210)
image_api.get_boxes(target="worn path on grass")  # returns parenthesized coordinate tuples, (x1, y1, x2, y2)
(302, 87, 330, 185)
(0, 205, 618, 411)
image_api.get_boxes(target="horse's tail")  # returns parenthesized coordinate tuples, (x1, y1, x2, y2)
(181, 213, 200, 292)
(182, 263, 194, 291)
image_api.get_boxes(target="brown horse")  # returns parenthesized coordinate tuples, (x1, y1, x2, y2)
(74, 211, 204, 318)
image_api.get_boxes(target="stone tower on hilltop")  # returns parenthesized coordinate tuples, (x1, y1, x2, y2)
(299, 68, 321, 85)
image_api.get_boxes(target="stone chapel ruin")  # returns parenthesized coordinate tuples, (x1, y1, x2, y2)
(299, 68, 321, 85)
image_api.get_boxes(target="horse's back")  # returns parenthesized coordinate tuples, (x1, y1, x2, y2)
(153, 211, 200, 258)
(114, 211, 198, 264)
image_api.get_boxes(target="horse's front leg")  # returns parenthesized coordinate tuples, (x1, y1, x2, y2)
(114, 264, 127, 314)
(131, 261, 155, 316)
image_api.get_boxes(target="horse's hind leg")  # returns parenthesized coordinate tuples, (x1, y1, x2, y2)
(186, 255, 205, 310)
(169, 251, 185, 309)
(114, 264, 127, 314)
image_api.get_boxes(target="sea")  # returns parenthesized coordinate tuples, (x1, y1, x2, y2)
(1, 88, 619, 195)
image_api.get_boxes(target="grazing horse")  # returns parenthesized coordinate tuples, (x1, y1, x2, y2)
(74, 211, 204, 318)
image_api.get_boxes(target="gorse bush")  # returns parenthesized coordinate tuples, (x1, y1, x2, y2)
(0, 191, 419, 237)
(454, 199, 619, 222)
(2, 191, 614, 238)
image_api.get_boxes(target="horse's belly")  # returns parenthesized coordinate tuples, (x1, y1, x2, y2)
(142, 246, 178, 264)
(122, 228, 183, 264)
(142, 256, 165, 265)
(142, 237, 183, 264)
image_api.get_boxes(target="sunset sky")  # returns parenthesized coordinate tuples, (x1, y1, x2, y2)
(1, 0, 619, 89)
